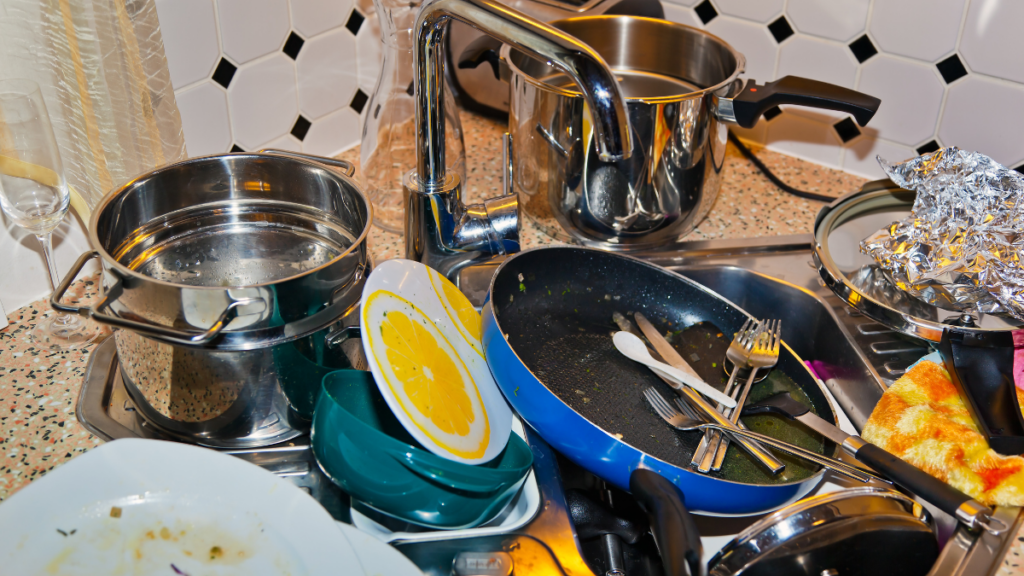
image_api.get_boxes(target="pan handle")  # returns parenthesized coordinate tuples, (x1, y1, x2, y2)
(629, 469, 704, 576)
(718, 76, 881, 129)
(52, 250, 263, 347)
(258, 148, 356, 178)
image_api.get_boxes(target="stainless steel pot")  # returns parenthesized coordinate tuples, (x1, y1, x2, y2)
(503, 16, 881, 250)
(53, 150, 372, 448)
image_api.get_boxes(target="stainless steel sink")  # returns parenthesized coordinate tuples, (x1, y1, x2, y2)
(637, 234, 910, 431)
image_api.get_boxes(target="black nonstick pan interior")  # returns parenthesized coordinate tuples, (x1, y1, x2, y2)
(491, 246, 839, 485)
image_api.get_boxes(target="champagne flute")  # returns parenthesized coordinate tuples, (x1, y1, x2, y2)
(0, 78, 99, 349)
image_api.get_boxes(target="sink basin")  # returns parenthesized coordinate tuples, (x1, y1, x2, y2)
(673, 263, 884, 430)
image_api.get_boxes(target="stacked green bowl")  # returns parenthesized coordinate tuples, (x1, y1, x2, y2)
(311, 370, 534, 529)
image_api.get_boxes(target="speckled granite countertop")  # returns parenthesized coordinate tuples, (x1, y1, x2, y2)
(16, 111, 1016, 571)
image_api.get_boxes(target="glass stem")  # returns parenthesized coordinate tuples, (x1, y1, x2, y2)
(37, 233, 74, 327)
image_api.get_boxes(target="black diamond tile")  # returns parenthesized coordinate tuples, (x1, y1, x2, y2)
(694, 0, 718, 24)
(937, 54, 968, 84)
(405, 81, 415, 97)
(848, 35, 877, 63)
(350, 89, 369, 114)
(833, 117, 861, 143)
(283, 31, 305, 59)
(230, 144, 244, 153)
(346, 9, 365, 35)
(1014, 164, 1024, 175)
(916, 140, 940, 155)
(768, 16, 794, 43)
(212, 58, 237, 89)
(763, 106, 783, 121)
(291, 115, 311, 141)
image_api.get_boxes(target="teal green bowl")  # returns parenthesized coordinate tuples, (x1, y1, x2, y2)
(311, 370, 534, 529)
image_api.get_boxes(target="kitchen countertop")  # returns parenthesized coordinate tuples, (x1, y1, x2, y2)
(9, 111, 1021, 573)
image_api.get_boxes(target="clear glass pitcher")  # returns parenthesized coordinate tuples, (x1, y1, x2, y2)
(361, 0, 466, 234)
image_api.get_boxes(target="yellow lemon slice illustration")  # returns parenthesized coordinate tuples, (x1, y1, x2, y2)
(428, 268, 484, 357)
(363, 290, 490, 460)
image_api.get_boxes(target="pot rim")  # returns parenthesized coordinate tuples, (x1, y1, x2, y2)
(87, 151, 374, 292)
(502, 15, 747, 104)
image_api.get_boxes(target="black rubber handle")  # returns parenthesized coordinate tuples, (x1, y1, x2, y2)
(629, 469, 703, 576)
(853, 442, 973, 518)
(731, 76, 881, 129)
(457, 35, 503, 80)
(939, 330, 1024, 456)
(565, 489, 643, 544)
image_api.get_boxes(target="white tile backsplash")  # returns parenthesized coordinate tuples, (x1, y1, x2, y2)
(869, 0, 967, 62)
(176, 81, 233, 156)
(158, 0, 1024, 178)
(227, 53, 299, 149)
(155, 0, 220, 89)
(704, 16, 778, 83)
(960, 0, 1024, 84)
(303, 107, 361, 156)
(785, 0, 870, 42)
(218, 0, 291, 65)
(765, 110, 844, 168)
(938, 75, 1024, 167)
(712, 0, 783, 24)
(857, 56, 945, 147)
(296, 28, 359, 120)
(290, 0, 354, 38)
(843, 135, 915, 179)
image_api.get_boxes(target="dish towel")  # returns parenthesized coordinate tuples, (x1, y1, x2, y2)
(862, 353, 1024, 506)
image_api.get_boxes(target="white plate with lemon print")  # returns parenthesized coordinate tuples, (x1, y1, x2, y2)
(361, 259, 513, 464)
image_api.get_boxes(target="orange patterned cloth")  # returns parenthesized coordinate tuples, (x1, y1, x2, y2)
(862, 360, 1024, 506)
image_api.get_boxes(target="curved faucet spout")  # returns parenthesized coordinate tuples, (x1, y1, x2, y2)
(413, 0, 632, 189)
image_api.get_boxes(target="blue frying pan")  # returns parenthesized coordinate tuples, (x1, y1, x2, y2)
(482, 246, 841, 516)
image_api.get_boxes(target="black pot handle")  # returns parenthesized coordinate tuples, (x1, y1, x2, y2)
(629, 469, 704, 576)
(728, 76, 881, 129)
(457, 35, 504, 81)
(939, 329, 1024, 456)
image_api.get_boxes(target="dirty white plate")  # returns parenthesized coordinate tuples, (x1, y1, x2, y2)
(0, 438, 365, 576)
(360, 259, 513, 464)
(336, 522, 423, 575)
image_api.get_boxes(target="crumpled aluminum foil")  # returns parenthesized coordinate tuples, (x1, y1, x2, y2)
(860, 147, 1024, 321)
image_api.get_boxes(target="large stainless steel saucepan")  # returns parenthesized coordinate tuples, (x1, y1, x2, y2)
(487, 16, 881, 250)
(52, 150, 372, 448)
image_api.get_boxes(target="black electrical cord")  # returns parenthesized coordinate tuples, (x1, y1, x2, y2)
(727, 129, 837, 203)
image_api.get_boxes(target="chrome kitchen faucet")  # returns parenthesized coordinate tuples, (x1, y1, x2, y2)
(403, 0, 633, 279)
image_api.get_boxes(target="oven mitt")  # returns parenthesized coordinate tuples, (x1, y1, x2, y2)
(861, 356, 1024, 506)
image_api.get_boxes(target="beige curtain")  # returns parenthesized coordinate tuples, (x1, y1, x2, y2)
(0, 0, 185, 211)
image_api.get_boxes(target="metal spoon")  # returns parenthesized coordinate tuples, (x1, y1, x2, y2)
(613, 331, 737, 408)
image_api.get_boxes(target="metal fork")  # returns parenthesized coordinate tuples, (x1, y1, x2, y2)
(642, 388, 873, 484)
(709, 319, 783, 471)
(691, 318, 760, 470)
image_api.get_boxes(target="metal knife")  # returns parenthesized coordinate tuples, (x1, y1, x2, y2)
(744, 392, 1008, 535)
(634, 313, 785, 474)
